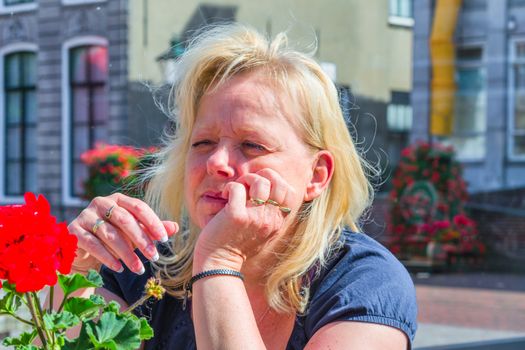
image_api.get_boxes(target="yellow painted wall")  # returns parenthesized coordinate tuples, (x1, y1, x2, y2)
(128, 0, 412, 101)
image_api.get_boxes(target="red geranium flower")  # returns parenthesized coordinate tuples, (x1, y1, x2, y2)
(0, 193, 78, 292)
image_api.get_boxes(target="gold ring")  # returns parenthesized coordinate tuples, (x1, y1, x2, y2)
(105, 205, 116, 220)
(266, 199, 279, 206)
(279, 206, 291, 214)
(92, 218, 105, 234)
(250, 198, 266, 206)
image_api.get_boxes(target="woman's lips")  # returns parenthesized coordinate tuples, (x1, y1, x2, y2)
(201, 192, 228, 204)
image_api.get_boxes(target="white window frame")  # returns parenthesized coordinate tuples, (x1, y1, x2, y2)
(0, 0, 37, 15)
(0, 43, 37, 204)
(449, 43, 487, 162)
(387, 91, 412, 132)
(62, 0, 106, 5)
(61, 36, 108, 206)
(388, 0, 414, 27)
(507, 36, 525, 161)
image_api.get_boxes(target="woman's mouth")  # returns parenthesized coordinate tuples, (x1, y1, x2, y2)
(201, 191, 228, 204)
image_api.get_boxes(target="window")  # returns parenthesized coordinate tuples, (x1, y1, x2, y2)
(4, 0, 34, 4)
(384, 91, 412, 192)
(336, 84, 352, 124)
(387, 91, 412, 132)
(448, 46, 486, 160)
(2, 51, 37, 197)
(388, 0, 414, 27)
(64, 43, 108, 201)
(509, 40, 525, 159)
(0, 0, 36, 14)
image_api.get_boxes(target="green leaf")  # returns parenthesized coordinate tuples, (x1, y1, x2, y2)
(103, 300, 121, 314)
(84, 312, 142, 350)
(2, 331, 37, 346)
(62, 325, 95, 350)
(138, 318, 154, 340)
(58, 270, 103, 296)
(63, 295, 105, 321)
(12, 345, 39, 350)
(43, 311, 80, 331)
(2, 281, 17, 293)
(55, 335, 66, 347)
(89, 294, 105, 304)
(0, 291, 22, 314)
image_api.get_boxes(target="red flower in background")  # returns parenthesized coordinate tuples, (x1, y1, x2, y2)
(0, 193, 78, 292)
(80, 143, 158, 200)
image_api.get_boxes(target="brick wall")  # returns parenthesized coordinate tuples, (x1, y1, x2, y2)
(35, 0, 128, 221)
(470, 209, 525, 272)
(365, 188, 525, 272)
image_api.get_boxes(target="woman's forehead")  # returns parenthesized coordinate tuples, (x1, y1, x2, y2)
(194, 73, 298, 126)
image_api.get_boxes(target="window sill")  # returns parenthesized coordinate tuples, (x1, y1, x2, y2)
(62, 195, 89, 207)
(62, 0, 106, 5)
(455, 158, 485, 164)
(507, 156, 525, 162)
(388, 16, 414, 28)
(0, 2, 37, 15)
(0, 195, 25, 205)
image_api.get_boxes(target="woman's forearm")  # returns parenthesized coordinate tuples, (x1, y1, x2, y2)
(191, 259, 266, 350)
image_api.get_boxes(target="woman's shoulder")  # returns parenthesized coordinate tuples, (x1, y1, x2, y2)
(304, 228, 418, 343)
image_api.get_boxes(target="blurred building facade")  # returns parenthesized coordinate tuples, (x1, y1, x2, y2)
(0, 0, 129, 221)
(0, 0, 413, 220)
(411, 0, 525, 269)
(412, 0, 525, 191)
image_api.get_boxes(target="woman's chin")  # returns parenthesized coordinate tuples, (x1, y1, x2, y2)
(199, 213, 218, 228)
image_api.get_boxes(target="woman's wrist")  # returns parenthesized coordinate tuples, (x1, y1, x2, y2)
(193, 240, 245, 274)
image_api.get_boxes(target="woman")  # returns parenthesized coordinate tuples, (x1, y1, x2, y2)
(68, 24, 417, 349)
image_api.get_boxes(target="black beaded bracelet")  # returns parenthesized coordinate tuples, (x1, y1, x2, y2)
(182, 269, 244, 310)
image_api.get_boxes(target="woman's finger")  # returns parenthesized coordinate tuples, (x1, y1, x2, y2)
(77, 210, 147, 274)
(109, 193, 169, 242)
(223, 181, 248, 212)
(162, 221, 179, 238)
(90, 196, 159, 263)
(235, 174, 271, 205)
(69, 220, 123, 273)
(256, 168, 291, 207)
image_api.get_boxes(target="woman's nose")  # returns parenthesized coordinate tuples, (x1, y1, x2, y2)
(206, 145, 235, 178)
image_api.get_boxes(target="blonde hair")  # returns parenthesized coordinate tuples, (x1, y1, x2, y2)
(145, 23, 374, 313)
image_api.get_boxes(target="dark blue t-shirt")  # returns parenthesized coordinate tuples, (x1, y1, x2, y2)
(100, 230, 418, 349)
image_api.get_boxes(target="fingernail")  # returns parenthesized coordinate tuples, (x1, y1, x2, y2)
(137, 265, 145, 275)
(160, 234, 169, 243)
(116, 266, 124, 273)
(151, 251, 159, 262)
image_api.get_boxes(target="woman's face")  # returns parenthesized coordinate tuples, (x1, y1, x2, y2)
(184, 72, 318, 229)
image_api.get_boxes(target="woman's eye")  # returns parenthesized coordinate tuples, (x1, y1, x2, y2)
(242, 142, 266, 151)
(191, 140, 214, 148)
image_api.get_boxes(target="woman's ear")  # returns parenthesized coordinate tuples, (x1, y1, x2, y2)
(304, 150, 334, 201)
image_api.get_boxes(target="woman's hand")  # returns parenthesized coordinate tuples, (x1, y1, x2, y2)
(193, 168, 298, 271)
(68, 193, 178, 274)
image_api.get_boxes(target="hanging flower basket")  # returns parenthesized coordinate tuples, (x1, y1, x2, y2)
(388, 142, 484, 261)
(80, 143, 157, 200)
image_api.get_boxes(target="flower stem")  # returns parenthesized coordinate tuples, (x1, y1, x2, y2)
(33, 292, 55, 346)
(47, 286, 57, 346)
(26, 293, 48, 350)
(123, 294, 149, 314)
(48, 286, 54, 313)
(57, 292, 70, 313)
(6, 313, 35, 327)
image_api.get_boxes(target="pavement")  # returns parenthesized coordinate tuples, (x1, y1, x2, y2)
(412, 272, 525, 349)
